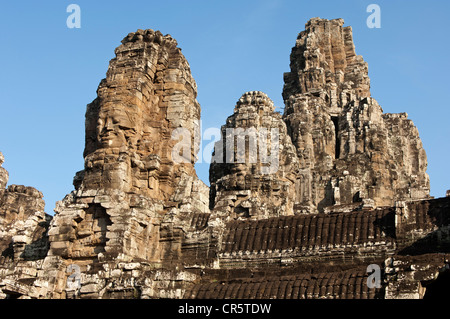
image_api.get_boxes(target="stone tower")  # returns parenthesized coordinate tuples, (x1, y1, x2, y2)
(282, 17, 430, 212)
(37, 30, 209, 298)
(209, 91, 301, 220)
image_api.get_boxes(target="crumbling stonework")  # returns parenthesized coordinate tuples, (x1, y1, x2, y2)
(0, 18, 448, 299)
(0, 153, 51, 298)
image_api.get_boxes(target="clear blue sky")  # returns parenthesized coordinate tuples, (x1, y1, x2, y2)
(1, 0, 449, 214)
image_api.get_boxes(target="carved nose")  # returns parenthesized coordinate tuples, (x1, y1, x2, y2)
(104, 117, 114, 131)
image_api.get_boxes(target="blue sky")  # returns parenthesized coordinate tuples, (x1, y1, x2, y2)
(0, 0, 449, 214)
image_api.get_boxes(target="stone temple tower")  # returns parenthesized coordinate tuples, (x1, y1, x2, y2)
(281, 17, 430, 212)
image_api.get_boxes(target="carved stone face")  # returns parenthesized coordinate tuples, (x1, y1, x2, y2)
(97, 105, 140, 149)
